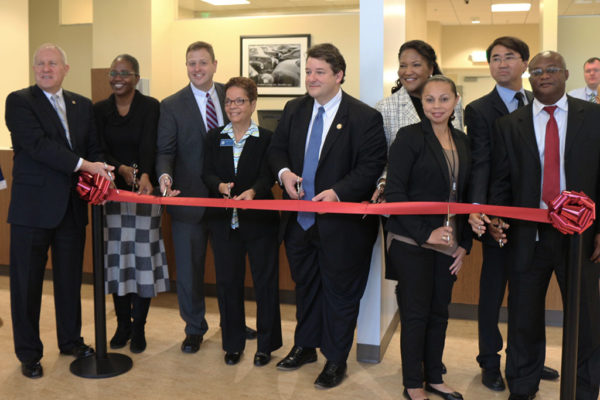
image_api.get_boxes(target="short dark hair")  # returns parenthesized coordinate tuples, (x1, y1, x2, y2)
(112, 54, 140, 75)
(306, 43, 346, 84)
(225, 76, 258, 102)
(486, 36, 530, 62)
(391, 40, 442, 94)
(186, 41, 215, 61)
(584, 57, 600, 67)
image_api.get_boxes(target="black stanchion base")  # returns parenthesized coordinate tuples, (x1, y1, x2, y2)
(70, 353, 133, 379)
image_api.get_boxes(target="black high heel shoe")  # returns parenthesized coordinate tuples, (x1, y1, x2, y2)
(403, 388, 430, 400)
(425, 383, 463, 400)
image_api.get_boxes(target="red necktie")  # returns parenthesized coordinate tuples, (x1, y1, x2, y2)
(542, 105, 560, 206)
(205, 92, 218, 131)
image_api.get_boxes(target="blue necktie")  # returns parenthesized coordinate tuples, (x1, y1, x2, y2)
(297, 106, 325, 230)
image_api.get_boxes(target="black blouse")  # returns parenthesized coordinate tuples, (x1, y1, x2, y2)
(94, 90, 159, 190)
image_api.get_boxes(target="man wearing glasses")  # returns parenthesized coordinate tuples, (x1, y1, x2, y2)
(466, 37, 559, 392)
(156, 41, 256, 354)
(478, 51, 600, 400)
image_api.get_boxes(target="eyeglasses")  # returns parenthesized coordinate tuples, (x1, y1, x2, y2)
(224, 98, 250, 106)
(490, 55, 522, 64)
(529, 67, 564, 77)
(108, 70, 138, 78)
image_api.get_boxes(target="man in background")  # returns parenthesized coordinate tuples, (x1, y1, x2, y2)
(568, 57, 600, 102)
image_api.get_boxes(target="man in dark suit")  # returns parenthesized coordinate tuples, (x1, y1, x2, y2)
(268, 43, 387, 389)
(466, 37, 559, 391)
(5, 43, 113, 378)
(479, 51, 600, 400)
(156, 41, 256, 354)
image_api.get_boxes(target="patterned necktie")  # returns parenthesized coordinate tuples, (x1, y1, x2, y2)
(51, 93, 72, 148)
(205, 92, 218, 131)
(588, 92, 597, 103)
(297, 106, 325, 230)
(514, 92, 525, 108)
(542, 106, 560, 206)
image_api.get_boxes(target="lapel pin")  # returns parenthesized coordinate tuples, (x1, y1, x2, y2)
(336, 123, 342, 130)
(72, 100, 76, 104)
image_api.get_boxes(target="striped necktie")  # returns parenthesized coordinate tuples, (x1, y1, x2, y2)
(205, 92, 218, 131)
(50, 93, 72, 148)
(588, 92, 597, 103)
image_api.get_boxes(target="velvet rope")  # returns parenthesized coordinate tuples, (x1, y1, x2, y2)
(77, 173, 595, 235)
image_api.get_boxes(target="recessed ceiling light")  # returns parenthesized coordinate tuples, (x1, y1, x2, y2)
(491, 3, 531, 12)
(201, 0, 249, 5)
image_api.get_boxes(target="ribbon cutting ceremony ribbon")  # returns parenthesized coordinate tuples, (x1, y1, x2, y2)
(77, 173, 596, 235)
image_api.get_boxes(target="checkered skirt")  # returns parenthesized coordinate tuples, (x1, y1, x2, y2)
(104, 201, 170, 297)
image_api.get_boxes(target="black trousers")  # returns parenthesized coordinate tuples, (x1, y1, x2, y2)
(476, 241, 509, 370)
(210, 229, 282, 354)
(506, 225, 600, 399)
(390, 240, 456, 389)
(9, 202, 86, 364)
(284, 220, 371, 363)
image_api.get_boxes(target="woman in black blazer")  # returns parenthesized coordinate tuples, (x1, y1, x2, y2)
(385, 76, 472, 400)
(202, 77, 282, 367)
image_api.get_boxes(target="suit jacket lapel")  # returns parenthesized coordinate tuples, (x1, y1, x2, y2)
(33, 86, 71, 148)
(63, 91, 77, 150)
(318, 93, 348, 165)
(516, 104, 541, 164)
(490, 88, 509, 116)
(525, 90, 534, 104)
(236, 133, 259, 177)
(183, 85, 207, 136)
(565, 96, 585, 158)
(294, 98, 314, 171)
(399, 86, 421, 126)
(454, 131, 469, 197)
(422, 121, 451, 191)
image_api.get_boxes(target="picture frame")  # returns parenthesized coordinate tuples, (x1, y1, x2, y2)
(240, 34, 311, 97)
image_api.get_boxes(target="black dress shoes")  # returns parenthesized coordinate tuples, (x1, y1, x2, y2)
(481, 368, 506, 391)
(60, 341, 95, 359)
(276, 346, 317, 371)
(541, 365, 559, 381)
(403, 388, 430, 400)
(181, 334, 202, 353)
(314, 361, 347, 389)
(245, 326, 257, 340)
(508, 394, 536, 400)
(253, 351, 271, 366)
(224, 352, 242, 365)
(425, 384, 464, 400)
(21, 361, 43, 379)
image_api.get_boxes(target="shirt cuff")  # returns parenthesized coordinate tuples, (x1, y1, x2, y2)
(158, 173, 172, 186)
(74, 158, 83, 172)
(277, 168, 291, 185)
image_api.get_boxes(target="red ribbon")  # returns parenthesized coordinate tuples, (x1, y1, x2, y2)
(76, 173, 596, 234)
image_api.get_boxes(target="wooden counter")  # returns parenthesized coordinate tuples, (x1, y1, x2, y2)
(0, 149, 563, 311)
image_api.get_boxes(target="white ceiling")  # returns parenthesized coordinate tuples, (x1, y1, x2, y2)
(179, 0, 600, 24)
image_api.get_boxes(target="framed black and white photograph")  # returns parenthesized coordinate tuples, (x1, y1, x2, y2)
(240, 34, 311, 97)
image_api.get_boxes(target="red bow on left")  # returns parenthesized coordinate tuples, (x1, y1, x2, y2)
(76, 172, 111, 205)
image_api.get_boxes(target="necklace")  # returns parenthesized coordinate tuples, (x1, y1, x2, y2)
(440, 128, 457, 201)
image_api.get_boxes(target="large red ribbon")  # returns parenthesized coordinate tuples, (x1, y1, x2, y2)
(77, 174, 596, 235)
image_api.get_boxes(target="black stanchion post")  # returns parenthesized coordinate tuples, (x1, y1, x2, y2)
(559, 234, 582, 399)
(70, 205, 133, 378)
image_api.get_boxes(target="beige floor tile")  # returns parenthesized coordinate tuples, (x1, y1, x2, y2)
(0, 275, 569, 399)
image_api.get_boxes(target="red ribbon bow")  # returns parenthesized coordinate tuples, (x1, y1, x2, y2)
(548, 191, 596, 235)
(76, 172, 111, 205)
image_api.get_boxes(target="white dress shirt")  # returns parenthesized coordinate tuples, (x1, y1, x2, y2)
(532, 94, 568, 209)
